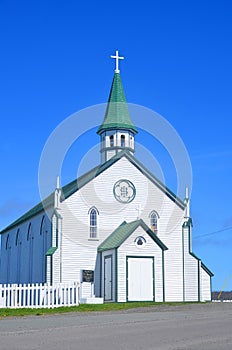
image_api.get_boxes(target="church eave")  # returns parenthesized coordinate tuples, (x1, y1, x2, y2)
(98, 219, 168, 252)
(0, 150, 185, 235)
(201, 262, 214, 277)
(124, 153, 185, 209)
(97, 123, 137, 135)
(0, 195, 54, 235)
(61, 150, 185, 208)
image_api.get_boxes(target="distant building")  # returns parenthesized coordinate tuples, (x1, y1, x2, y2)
(0, 52, 213, 302)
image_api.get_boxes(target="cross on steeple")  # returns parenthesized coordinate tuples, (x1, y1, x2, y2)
(110, 50, 124, 73)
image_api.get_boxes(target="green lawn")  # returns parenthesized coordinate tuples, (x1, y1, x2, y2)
(0, 301, 200, 318)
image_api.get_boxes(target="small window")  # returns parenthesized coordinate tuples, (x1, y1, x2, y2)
(89, 207, 98, 238)
(150, 211, 158, 234)
(134, 236, 146, 247)
(110, 135, 114, 147)
(121, 135, 125, 147)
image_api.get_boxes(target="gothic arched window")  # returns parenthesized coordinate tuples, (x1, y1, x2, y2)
(16, 229, 20, 246)
(27, 223, 32, 241)
(89, 207, 98, 238)
(6, 234, 10, 250)
(149, 211, 158, 235)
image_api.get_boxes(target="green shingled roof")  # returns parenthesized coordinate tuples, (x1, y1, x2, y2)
(97, 73, 137, 134)
(98, 219, 168, 252)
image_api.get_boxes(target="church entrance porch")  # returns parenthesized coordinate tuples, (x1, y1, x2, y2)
(98, 219, 167, 303)
(126, 256, 154, 302)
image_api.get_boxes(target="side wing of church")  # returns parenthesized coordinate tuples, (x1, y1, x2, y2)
(0, 53, 213, 302)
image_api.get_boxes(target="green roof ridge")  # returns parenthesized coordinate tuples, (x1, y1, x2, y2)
(98, 219, 168, 252)
(97, 73, 137, 134)
(98, 220, 140, 252)
(0, 151, 185, 235)
(46, 246, 58, 256)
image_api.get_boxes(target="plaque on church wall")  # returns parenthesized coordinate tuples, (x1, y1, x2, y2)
(82, 270, 94, 283)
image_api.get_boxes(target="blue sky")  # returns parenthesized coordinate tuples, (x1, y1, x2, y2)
(0, 0, 232, 291)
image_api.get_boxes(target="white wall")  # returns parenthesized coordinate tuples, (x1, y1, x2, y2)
(201, 266, 212, 301)
(60, 156, 186, 301)
(182, 225, 199, 301)
(118, 226, 164, 302)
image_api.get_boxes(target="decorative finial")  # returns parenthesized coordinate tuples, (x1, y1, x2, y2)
(110, 50, 124, 73)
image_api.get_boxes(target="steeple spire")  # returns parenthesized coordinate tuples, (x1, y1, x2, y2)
(97, 72, 137, 134)
(97, 51, 137, 163)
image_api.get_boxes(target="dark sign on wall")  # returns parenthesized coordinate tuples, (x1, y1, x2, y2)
(82, 270, 94, 283)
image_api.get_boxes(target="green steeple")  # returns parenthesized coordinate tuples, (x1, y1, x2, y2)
(97, 72, 137, 134)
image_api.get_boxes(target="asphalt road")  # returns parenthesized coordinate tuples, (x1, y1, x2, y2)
(0, 303, 232, 350)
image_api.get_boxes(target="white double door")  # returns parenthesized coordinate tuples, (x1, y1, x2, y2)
(127, 257, 154, 301)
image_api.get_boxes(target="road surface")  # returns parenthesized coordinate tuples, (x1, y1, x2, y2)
(0, 302, 232, 349)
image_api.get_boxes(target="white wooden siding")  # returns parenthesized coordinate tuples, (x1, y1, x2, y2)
(182, 225, 199, 301)
(0, 209, 53, 284)
(60, 156, 185, 300)
(201, 266, 212, 301)
(0, 155, 211, 303)
(118, 227, 164, 302)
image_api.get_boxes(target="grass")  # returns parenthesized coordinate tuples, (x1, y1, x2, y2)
(0, 301, 200, 318)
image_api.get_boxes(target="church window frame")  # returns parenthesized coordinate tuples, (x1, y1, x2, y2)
(88, 207, 99, 239)
(149, 211, 159, 235)
(56, 215, 59, 247)
(121, 135, 125, 147)
(27, 223, 32, 241)
(16, 229, 20, 246)
(40, 216, 45, 235)
(40, 215, 48, 283)
(110, 135, 114, 147)
(6, 234, 10, 250)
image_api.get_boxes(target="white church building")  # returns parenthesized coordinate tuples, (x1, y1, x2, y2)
(0, 52, 213, 302)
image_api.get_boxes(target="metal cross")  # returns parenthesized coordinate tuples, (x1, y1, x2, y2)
(110, 50, 124, 73)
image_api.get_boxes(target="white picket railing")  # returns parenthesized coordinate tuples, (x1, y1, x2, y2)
(0, 282, 79, 309)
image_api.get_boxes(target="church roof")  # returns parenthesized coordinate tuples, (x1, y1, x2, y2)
(0, 194, 55, 234)
(60, 151, 185, 208)
(0, 151, 185, 234)
(46, 246, 57, 256)
(98, 219, 168, 252)
(97, 72, 137, 134)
